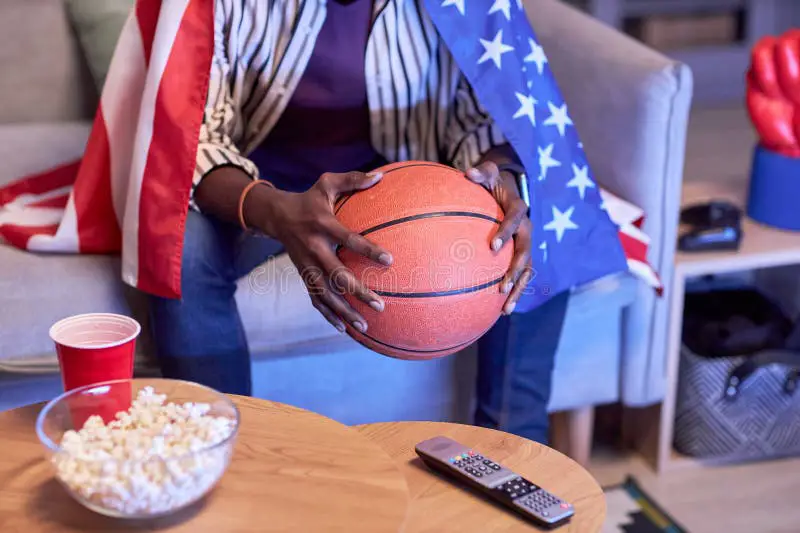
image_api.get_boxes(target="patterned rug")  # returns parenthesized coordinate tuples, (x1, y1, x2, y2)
(602, 477, 687, 533)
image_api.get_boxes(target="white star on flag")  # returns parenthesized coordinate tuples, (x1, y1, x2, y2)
(537, 143, 561, 180)
(539, 240, 548, 262)
(478, 30, 514, 70)
(543, 205, 579, 242)
(524, 38, 548, 74)
(441, 0, 465, 16)
(512, 92, 537, 126)
(566, 163, 595, 199)
(543, 101, 573, 136)
(488, 0, 511, 20)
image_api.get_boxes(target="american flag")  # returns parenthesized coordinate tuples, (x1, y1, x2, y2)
(0, 0, 660, 308)
(424, 0, 660, 311)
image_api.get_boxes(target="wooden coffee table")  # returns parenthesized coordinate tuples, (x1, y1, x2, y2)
(357, 421, 606, 532)
(0, 397, 409, 532)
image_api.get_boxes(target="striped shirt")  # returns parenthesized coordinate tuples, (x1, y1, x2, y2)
(192, 0, 507, 207)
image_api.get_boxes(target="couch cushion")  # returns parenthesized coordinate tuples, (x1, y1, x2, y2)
(0, 122, 129, 370)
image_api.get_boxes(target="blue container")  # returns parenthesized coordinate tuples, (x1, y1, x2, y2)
(747, 145, 800, 231)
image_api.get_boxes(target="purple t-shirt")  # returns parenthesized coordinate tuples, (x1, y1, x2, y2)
(249, 0, 384, 192)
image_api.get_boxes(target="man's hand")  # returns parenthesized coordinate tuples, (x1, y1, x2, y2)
(465, 161, 532, 315)
(250, 171, 393, 333)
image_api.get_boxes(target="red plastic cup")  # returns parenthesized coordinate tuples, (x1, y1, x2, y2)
(49, 313, 141, 426)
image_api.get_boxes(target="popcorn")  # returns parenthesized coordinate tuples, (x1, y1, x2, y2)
(53, 387, 236, 516)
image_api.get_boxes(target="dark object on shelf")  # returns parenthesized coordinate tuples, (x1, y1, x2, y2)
(674, 288, 800, 463)
(678, 201, 742, 252)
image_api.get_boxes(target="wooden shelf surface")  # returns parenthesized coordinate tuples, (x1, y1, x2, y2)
(677, 179, 800, 277)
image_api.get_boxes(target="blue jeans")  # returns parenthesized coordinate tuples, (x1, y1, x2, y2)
(474, 290, 569, 444)
(148, 210, 568, 443)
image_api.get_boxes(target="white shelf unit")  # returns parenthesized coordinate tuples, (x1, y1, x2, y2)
(560, 0, 799, 104)
(631, 176, 800, 472)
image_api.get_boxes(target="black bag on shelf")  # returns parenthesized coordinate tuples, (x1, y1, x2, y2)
(674, 288, 800, 462)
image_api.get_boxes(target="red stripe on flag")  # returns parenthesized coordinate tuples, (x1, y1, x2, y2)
(137, 0, 163, 68)
(0, 160, 79, 206)
(72, 106, 122, 253)
(0, 224, 58, 249)
(136, 0, 214, 298)
(618, 230, 648, 263)
(29, 195, 70, 209)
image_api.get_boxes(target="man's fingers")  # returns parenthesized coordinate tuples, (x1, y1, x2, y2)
(501, 234, 532, 294)
(465, 161, 500, 186)
(504, 265, 533, 315)
(325, 218, 393, 266)
(312, 241, 385, 311)
(300, 259, 368, 331)
(318, 279, 369, 333)
(310, 296, 346, 332)
(492, 199, 528, 251)
(320, 170, 383, 196)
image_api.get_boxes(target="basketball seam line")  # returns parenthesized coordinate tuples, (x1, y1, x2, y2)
(333, 162, 464, 215)
(359, 211, 500, 237)
(354, 325, 491, 354)
(373, 275, 504, 298)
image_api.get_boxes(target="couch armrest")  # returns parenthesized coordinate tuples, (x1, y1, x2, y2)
(525, 0, 694, 405)
(526, 0, 692, 260)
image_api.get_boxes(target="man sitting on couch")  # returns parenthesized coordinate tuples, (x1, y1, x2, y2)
(0, 0, 626, 445)
(145, 0, 621, 445)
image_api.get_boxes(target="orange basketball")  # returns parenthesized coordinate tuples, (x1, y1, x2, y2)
(335, 161, 513, 360)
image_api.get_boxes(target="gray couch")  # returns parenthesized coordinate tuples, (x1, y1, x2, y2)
(0, 0, 692, 463)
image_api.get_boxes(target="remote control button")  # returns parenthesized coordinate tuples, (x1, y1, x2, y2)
(474, 472, 483, 478)
(474, 455, 483, 460)
(542, 512, 549, 517)
(560, 503, 570, 509)
(509, 492, 517, 498)
(469, 450, 475, 456)
(491, 464, 500, 470)
(478, 465, 487, 471)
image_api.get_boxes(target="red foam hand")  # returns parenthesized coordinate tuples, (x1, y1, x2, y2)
(747, 30, 800, 157)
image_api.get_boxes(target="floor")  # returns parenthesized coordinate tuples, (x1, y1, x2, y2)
(590, 450, 800, 533)
(586, 104, 800, 533)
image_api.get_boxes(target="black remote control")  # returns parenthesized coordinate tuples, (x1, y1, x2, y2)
(415, 436, 574, 528)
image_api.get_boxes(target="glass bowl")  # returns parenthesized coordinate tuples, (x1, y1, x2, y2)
(35, 378, 239, 519)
